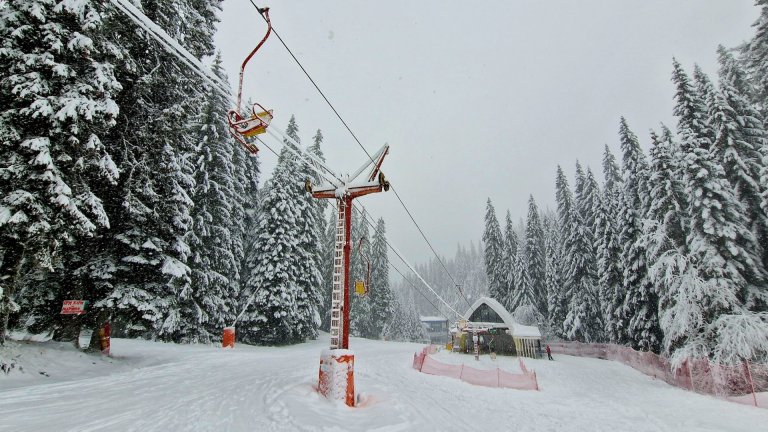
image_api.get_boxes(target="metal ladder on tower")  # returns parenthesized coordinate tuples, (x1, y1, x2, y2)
(329, 200, 346, 349)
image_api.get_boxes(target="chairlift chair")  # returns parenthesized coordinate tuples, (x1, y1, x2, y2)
(227, 7, 274, 153)
(355, 237, 371, 296)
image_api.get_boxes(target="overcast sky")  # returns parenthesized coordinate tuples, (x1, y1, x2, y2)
(214, 0, 759, 268)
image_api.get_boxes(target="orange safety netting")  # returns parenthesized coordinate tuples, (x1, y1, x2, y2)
(549, 342, 766, 409)
(412, 346, 538, 390)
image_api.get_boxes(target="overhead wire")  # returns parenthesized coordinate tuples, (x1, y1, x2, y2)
(350, 204, 462, 319)
(245, 1, 472, 309)
(111, 0, 341, 187)
(109, 0, 232, 97)
(108, 0, 464, 321)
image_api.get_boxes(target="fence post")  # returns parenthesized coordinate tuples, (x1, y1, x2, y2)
(460, 364, 464, 381)
(688, 358, 696, 393)
(744, 359, 758, 408)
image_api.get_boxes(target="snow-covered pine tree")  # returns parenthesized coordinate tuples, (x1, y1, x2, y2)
(616, 118, 661, 352)
(502, 211, 519, 312)
(456, 241, 488, 304)
(576, 166, 602, 276)
(646, 126, 687, 253)
(662, 59, 768, 364)
(543, 212, 566, 338)
(602, 145, 623, 193)
(512, 236, 531, 312)
(693, 65, 719, 145)
(181, 52, 240, 343)
(563, 164, 602, 342)
(596, 146, 624, 343)
(664, 136, 768, 364)
(232, 100, 261, 331)
(744, 0, 768, 114)
(308, 130, 327, 226)
(573, 162, 586, 208)
(92, 0, 221, 340)
(291, 121, 323, 341)
(525, 195, 547, 319)
(391, 240, 487, 320)
(384, 288, 428, 342)
(713, 47, 768, 289)
(0, 0, 122, 341)
(238, 142, 304, 345)
(554, 166, 575, 338)
(369, 218, 395, 339)
(579, 168, 601, 252)
(584, 168, 606, 340)
(482, 199, 505, 303)
(672, 59, 713, 153)
(645, 126, 689, 344)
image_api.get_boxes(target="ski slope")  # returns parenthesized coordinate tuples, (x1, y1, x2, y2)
(1, 334, 766, 432)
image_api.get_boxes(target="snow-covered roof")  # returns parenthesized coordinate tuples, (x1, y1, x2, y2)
(420, 316, 448, 322)
(461, 296, 541, 339)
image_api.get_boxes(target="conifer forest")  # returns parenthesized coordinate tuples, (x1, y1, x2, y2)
(1, 0, 768, 370)
(0, 0, 411, 349)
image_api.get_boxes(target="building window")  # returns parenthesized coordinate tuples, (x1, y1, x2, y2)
(469, 303, 504, 323)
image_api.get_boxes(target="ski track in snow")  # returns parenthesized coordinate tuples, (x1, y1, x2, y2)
(1, 335, 766, 432)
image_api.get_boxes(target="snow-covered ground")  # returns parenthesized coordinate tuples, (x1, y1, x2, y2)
(1, 333, 766, 432)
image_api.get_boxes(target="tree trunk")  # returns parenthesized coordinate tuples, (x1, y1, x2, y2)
(87, 309, 110, 351)
(0, 244, 25, 346)
(0, 295, 8, 346)
(52, 271, 82, 347)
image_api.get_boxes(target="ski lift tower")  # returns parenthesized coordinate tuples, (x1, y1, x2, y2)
(306, 144, 390, 407)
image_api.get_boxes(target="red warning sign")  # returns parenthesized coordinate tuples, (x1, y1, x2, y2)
(60, 300, 86, 315)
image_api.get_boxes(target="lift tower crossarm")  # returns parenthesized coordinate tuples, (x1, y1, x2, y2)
(308, 144, 390, 200)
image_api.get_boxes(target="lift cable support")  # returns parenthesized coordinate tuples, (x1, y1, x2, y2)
(245, 1, 472, 309)
(305, 144, 391, 351)
(304, 144, 391, 407)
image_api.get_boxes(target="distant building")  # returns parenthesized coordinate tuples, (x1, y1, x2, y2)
(451, 296, 542, 358)
(420, 316, 450, 345)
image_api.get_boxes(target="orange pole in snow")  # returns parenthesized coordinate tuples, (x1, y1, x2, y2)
(222, 327, 235, 348)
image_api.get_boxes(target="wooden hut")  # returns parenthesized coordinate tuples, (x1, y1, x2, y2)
(451, 296, 542, 358)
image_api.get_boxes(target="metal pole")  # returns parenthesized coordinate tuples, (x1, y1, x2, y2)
(342, 195, 353, 349)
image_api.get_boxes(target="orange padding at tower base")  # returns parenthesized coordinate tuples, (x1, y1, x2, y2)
(222, 327, 235, 348)
(318, 349, 355, 407)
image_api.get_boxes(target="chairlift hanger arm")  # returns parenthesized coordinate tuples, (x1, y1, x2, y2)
(236, 7, 272, 112)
